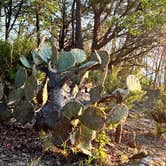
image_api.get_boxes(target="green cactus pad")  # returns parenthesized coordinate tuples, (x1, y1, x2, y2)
(14, 101, 34, 124)
(56, 51, 75, 72)
(91, 50, 110, 70)
(90, 86, 103, 103)
(80, 124, 96, 141)
(78, 106, 105, 130)
(20, 56, 32, 68)
(70, 48, 87, 64)
(52, 118, 73, 145)
(24, 75, 38, 100)
(0, 103, 12, 122)
(39, 43, 52, 63)
(61, 100, 83, 120)
(126, 75, 141, 91)
(76, 125, 96, 156)
(98, 50, 110, 70)
(106, 104, 128, 125)
(8, 87, 24, 105)
(0, 83, 4, 100)
(32, 49, 43, 65)
(15, 67, 27, 88)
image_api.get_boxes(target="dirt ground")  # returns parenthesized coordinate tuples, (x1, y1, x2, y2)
(0, 109, 165, 166)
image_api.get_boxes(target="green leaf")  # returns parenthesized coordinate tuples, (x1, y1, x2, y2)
(20, 56, 32, 68)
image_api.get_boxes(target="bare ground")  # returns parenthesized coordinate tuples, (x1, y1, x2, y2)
(0, 109, 165, 166)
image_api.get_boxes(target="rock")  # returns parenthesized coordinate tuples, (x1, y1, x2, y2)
(139, 156, 165, 166)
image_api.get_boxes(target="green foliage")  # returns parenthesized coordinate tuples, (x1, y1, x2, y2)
(151, 88, 166, 136)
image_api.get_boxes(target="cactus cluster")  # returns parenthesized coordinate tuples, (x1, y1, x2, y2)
(0, 41, 142, 155)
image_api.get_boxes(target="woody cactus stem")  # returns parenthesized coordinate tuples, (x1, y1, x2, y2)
(36, 60, 99, 130)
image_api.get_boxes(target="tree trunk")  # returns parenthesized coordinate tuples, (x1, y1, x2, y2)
(75, 0, 83, 49)
(71, 0, 76, 48)
(59, 1, 66, 50)
(91, 11, 100, 51)
(36, 10, 40, 46)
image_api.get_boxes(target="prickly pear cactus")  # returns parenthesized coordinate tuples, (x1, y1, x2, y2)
(14, 101, 34, 124)
(90, 85, 104, 103)
(8, 87, 24, 105)
(78, 106, 105, 130)
(61, 100, 83, 120)
(24, 75, 38, 101)
(38, 43, 52, 63)
(15, 67, 27, 88)
(76, 124, 96, 155)
(52, 118, 73, 145)
(91, 50, 110, 70)
(106, 104, 128, 126)
(70, 48, 87, 64)
(20, 56, 32, 68)
(126, 75, 141, 91)
(56, 51, 75, 72)
(32, 49, 43, 65)
(0, 83, 4, 100)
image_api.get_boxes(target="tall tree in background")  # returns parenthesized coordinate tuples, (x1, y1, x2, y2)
(1, 0, 24, 40)
(75, 0, 83, 49)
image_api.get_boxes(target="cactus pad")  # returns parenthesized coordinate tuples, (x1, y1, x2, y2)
(126, 75, 141, 91)
(39, 43, 52, 63)
(70, 48, 87, 64)
(32, 49, 43, 65)
(20, 56, 32, 68)
(56, 51, 75, 72)
(15, 67, 27, 88)
(76, 125, 96, 155)
(90, 85, 103, 102)
(24, 75, 38, 100)
(52, 118, 73, 145)
(106, 104, 128, 125)
(61, 100, 83, 120)
(78, 106, 105, 130)
(8, 87, 24, 105)
(0, 83, 4, 100)
(97, 50, 110, 70)
(14, 101, 34, 124)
